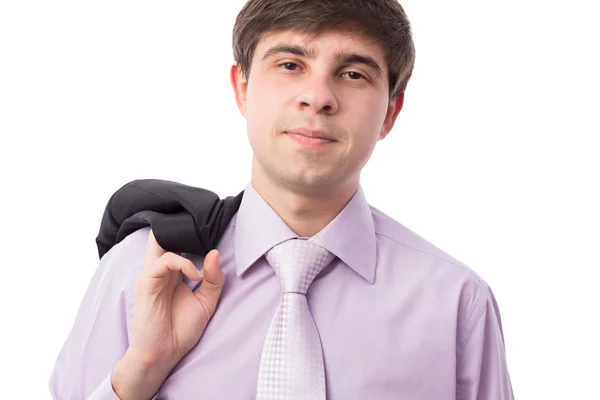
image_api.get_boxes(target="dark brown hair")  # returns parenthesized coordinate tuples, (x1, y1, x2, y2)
(232, 0, 416, 98)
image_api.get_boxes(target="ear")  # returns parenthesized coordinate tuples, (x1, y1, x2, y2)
(230, 64, 249, 118)
(379, 92, 405, 140)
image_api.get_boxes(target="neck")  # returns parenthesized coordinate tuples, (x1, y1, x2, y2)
(251, 163, 358, 238)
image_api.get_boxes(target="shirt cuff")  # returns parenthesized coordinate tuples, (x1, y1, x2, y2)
(87, 372, 121, 400)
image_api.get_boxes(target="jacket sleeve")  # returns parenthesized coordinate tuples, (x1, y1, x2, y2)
(456, 280, 515, 400)
(48, 229, 148, 399)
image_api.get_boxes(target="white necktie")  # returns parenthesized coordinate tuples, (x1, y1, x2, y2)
(256, 239, 336, 400)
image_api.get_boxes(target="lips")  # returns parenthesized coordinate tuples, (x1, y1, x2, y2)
(285, 131, 334, 148)
(284, 128, 335, 141)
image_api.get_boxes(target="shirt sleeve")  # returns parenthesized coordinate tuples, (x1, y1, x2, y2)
(86, 374, 121, 400)
(48, 231, 144, 399)
(456, 280, 515, 400)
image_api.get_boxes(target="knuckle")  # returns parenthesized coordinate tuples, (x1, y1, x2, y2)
(187, 259, 198, 270)
(204, 279, 225, 293)
(159, 251, 177, 264)
(145, 252, 171, 271)
(156, 252, 194, 270)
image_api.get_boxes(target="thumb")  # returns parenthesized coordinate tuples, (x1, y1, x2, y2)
(195, 249, 225, 315)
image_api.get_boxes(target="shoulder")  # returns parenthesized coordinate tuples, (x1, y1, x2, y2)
(97, 226, 152, 292)
(102, 226, 151, 265)
(369, 205, 498, 340)
(370, 205, 477, 274)
(368, 204, 492, 299)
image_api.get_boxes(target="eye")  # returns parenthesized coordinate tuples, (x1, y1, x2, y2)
(342, 71, 366, 80)
(279, 62, 299, 71)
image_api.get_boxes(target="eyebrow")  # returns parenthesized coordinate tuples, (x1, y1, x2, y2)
(334, 51, 383, 79)
(261, 44, 318, 60)
(261, 44, 384, 79)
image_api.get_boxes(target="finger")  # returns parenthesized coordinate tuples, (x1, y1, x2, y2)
(148, 252, 203, 281)
(143, 229, 167, 268)
(194, 250, 225, 314)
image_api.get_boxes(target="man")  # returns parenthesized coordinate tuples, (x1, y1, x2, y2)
(49, 0, 514, 398)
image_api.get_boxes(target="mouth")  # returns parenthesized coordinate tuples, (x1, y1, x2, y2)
(284, 132, 335, 148)
(284, 128, 336, 148)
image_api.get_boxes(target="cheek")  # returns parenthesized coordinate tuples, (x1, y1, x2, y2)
(349, 99, 386, 138)
(370, 97, 390, 137)
(341, 96, 388, 162)
(246, 78, 283, 127)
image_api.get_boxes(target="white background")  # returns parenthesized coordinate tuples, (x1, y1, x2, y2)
(1, 0, 598, 398)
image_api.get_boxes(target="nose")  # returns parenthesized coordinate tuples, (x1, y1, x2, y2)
(295, 73, 339, 115)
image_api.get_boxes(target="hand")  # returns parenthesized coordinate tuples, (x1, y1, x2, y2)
(112, 229, 225, 399)
(129, 229, 225, 367)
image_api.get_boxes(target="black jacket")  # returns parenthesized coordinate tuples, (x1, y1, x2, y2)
(95, 179, 243, 259)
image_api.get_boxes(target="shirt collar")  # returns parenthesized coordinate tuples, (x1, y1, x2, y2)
(234, 182, 376, 284)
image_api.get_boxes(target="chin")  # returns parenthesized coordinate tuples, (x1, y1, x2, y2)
(283, 172, 339, 194)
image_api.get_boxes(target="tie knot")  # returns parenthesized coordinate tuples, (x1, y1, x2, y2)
(265, 239, 335, 294)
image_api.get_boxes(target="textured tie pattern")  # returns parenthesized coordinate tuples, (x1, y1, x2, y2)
(256, 239, 335, 400)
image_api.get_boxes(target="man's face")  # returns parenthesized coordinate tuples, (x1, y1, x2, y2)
(231, 30, 404, 196)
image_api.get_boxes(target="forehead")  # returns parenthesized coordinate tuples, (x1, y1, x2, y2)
(254, 29, 387, 63)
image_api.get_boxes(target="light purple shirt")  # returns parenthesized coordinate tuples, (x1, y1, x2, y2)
(49, 182, 514, 399)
